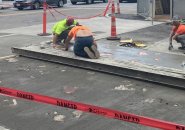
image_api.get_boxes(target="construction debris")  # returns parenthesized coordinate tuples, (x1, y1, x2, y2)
(144, 99, 155, 103)
(53, 115, 66, 122)
(6, 58, 18, 63)
(114, 85, 135, 91)
(142, 88, 147, 92)
(72, 110, 83, 119)
(10, 99, 17, 106)
(120, 39, 146, 48)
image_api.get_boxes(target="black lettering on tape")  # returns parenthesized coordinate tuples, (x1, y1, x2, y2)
(0, 89, 12, 95)
(89, 107, 107, 115)
(176, 126, 185, 130)
(57, 101, 77, 109)
(17, 92, 34, 100)
(115, 113, 140, 123)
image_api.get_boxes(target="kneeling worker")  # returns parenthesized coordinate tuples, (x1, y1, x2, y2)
(64, 25, 100, 59)
(169, 16, 185, 50)
(52, 17, 78, 47)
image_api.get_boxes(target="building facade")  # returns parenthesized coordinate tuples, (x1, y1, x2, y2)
(137, 0, 185, 20)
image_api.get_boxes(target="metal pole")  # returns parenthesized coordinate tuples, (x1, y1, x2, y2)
(43, 0, 47, 34)
(116, 0, 120, 14)
(152, 0, 154, 25)
(170, 0, 173, 20)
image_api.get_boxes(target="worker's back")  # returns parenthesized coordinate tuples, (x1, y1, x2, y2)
(68, 25, 93, 38)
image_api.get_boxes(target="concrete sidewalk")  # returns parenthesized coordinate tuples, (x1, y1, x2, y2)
(0, 17, 162, 39)
(12, 38, 185, 88)
(0, 13, 184, 87)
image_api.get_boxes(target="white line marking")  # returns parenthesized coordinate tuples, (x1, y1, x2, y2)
(0, 34, 17, 38)
(0, 55, 16, 60)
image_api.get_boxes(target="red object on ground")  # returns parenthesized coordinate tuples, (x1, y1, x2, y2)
(0, 86, 185, 130)
(38, 0, 50, 36)
(107, 0, 120, 40)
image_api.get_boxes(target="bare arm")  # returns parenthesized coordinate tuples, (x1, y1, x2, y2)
(168, 28, 176, 50)
(64, 35, 73, 51)
(172, 34, 179, 40)
(52, 34, 58, 45)
(169, 31, 175, 44)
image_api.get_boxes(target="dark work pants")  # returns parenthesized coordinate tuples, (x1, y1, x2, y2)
(176, 34, 185, 47)
(57, 29, 71, 44)
(74, 36, 93, 58)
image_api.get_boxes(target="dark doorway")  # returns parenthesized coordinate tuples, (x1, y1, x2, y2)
(155, 0, 170, 15)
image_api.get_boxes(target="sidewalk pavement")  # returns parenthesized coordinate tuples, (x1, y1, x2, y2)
(0, 17, 162, 39)
(12, 39, 185, 88)
(1, 15, 183, 56)
(0, 1, 13, 9)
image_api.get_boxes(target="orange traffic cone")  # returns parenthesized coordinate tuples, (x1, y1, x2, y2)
(107, 0, 120, 40)
(38, 1, 51, 36)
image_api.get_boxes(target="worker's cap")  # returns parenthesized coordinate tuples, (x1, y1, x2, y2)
(66, 17, 74, 26)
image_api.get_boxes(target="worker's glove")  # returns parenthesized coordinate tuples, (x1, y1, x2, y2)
(168, 44, 173, 50)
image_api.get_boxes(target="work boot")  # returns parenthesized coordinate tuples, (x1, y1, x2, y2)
(91, 45, 100, 59)
(84, 47, 96, 59)
(168, 44, 173, 50)
(178, 46, 185, 50)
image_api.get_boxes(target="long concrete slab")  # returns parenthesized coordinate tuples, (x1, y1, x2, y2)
(12, 42, 185, 89)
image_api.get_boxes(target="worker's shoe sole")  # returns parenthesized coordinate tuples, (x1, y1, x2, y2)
(178, 47, 185, 50)
(84, 47, 96, 59)
(91, 45, 100, 59)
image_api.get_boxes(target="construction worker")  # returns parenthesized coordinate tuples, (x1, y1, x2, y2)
(64, 25, 100, 59)
(52, 17, 78, 48)
(169, 16, 185, 50)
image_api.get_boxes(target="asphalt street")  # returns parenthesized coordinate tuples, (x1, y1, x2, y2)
(1, 56, 185, 130)
(0, 1, 136, 29)
(0, 2, 185, 130)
